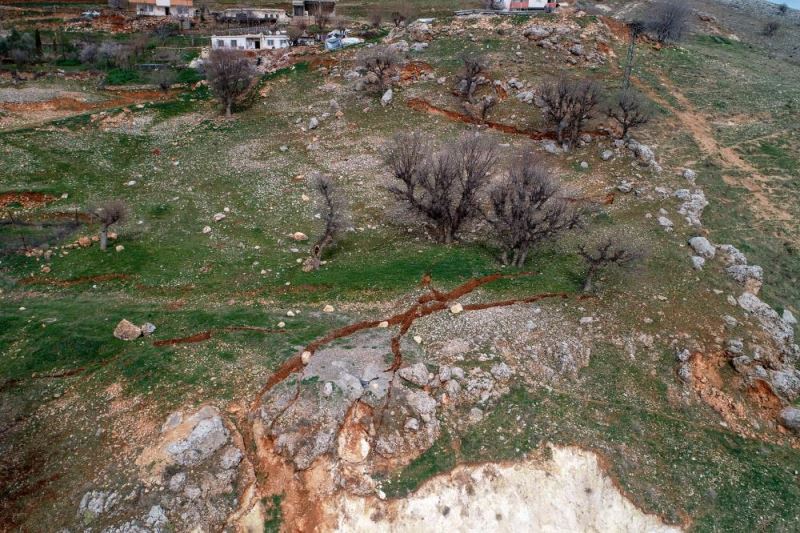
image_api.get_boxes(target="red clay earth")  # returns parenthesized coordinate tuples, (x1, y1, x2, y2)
(406, 98, 607, 140)
(152, 327, 286, 347)
(0, 192, 57, 209)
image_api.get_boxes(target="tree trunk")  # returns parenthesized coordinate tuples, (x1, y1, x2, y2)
(100, 229, 108, 251)
(583, 265, 597, 292)
(225, 101, 232, 117)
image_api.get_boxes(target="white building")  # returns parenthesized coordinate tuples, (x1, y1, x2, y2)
(133, 0, 197, 18)
(211, 31, 290, 51)
(497, 0, 552, 10)
(217, 8, 290, 25)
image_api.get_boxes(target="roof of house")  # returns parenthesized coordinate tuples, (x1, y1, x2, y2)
(133, 0, 194, 6)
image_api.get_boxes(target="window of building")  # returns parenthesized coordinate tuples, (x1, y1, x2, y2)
(230, 39, 237, 48)
(267, 39, 274, 47)
(217, 39, 224, 47)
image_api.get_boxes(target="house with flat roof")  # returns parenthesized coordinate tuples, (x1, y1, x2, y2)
(292, 0, 336, 17)
(211, 31, 291, 51)
(216, 8, 290, 25)
(132, 0, 197, 18)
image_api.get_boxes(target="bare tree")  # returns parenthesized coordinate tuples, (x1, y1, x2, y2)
(762, 21, 780, 37)
(286, 25, 304, 46)
(606, 89, 650, 139)
(205, 49, 256, 117)
(539, 76, 602, 147)
(93, 200, 128, 251)
(646, 0, 690, 43)
(315, 3, 332, 32)
(390, 1, 412, 27)
(357, 45, 400, 91)
(152, 68, 176, 92)
(455, 52, 487, 103)
(487, 154, 580, 267)
(578, 230, 645, 292)
(368, 7, 383, 28)
(302, 175, 349, 272)
(386, 132, 497, 244)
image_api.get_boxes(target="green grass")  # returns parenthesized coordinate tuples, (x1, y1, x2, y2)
(104, 68, 145, 86)
(262, 495, 283, 533)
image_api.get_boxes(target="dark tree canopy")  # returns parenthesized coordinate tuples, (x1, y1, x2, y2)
(386, 132, 497, 244)
(539, 76, 603, 147)
(456, 52, 488, 103)
(205, 49, 256, 117)
(646, 0, 691, 43)
(93, 200, 128, 251)
(606, 89, 650, 139)
(357, 45, 401, 91)
(487, 154, 580, 267)
(578, 229, 646, 292)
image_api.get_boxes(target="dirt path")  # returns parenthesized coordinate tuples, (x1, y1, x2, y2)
(636, 75, 792, 224)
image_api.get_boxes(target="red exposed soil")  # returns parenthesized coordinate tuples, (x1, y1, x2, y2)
(0, 192, 57, 209)
(400, 61, 434, 83)
(152, 327, 285, 347)
(406, 98, 607, 141)
(19, 273, 131, 287)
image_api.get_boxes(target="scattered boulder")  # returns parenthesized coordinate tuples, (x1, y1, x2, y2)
(398, 362, 430, 387)
(769, 369, 800, 402)
(683, 169, 697, 181)
(600, 149, 614, 161)
(737, 292, 795, 349)
(291, 231, 308, 241)
(166, 414, 229, 466)
(677, 190, 708, 226)
(140, 322, 156, 336)
(541, 140, 561, 154)
(389, 40, 409, 54)
(516, 90, 535, 104)
(783, 310, 797, 326)
(490, 362, 513, 381)
(717, 244, 747, 266)
(78, 490, 119, 518)
(523, 26, 552, 40)
(726, 264, 763, 294)
(381, 88, 393, 106)
(779, 406, 800, 433)
(168, 472, 186, 492)
(691, 256, 706, 270)
(114, 319, 142, 341)
(688, 237, 716, 259)
(657, 216, 673, 231)
(308, 117, 319, 130)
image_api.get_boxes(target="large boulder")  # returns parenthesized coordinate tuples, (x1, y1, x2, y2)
(523, 26, 552, 40)
(166, 414, 229, 466)
(398, 362, 430, 387)
(689, 237, 715, 259)
(779, 406, 800, 433)
(727, 264, 763, 294)
(113, 319, 142, 341)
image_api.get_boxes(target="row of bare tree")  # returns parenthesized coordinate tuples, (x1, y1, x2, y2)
(309, 133, 642, 290)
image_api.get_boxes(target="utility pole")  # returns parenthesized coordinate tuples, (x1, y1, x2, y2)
(623, 20, 644, 92)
